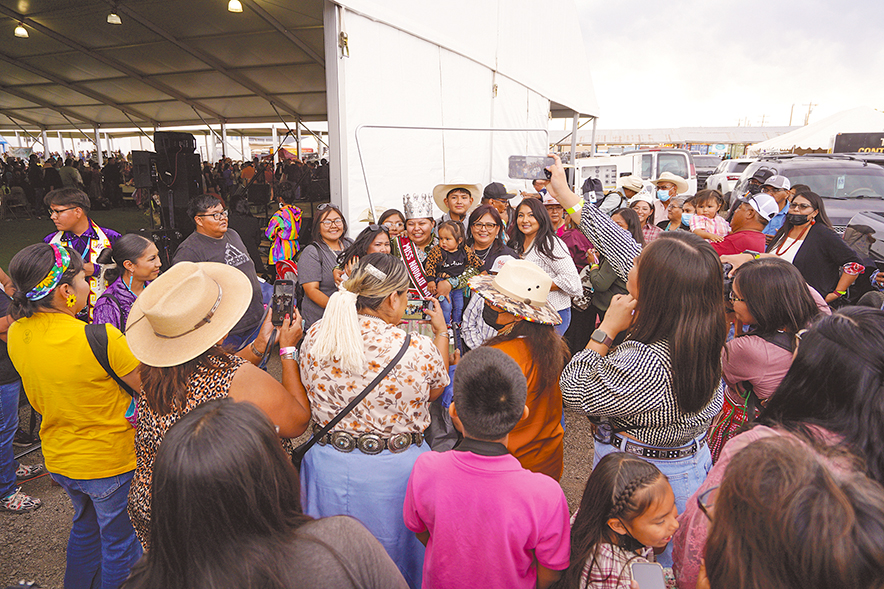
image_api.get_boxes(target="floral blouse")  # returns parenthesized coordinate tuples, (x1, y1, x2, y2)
(299, 314, 449, 435)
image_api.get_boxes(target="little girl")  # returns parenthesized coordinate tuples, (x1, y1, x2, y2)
(424, 221, 483, 340)
(555, 453, 678, 589)
(690, 189, 730, 243)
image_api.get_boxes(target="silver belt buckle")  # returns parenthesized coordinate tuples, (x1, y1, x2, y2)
(330, 431, 356, 453)
(388, 433, 412, 453)
(357, 433, 384, 455)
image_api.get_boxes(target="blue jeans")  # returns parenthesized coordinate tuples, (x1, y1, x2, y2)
(555, 307, 572, 336)
(0, 380, 21, 499)
(439, 288, 465, 326)
(593, 433, 712, 567)
(51, 471, 142, 589)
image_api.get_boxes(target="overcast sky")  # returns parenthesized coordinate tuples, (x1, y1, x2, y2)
(563, 0, 884, 130)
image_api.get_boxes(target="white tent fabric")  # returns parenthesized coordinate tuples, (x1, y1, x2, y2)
(328, 0, 598, 228)
(747, 106, 884, 156)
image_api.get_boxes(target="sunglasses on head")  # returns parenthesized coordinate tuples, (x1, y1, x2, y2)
(368, 223, 389, 232)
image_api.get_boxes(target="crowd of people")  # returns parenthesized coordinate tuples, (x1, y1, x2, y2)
(1, 151, 884, 589)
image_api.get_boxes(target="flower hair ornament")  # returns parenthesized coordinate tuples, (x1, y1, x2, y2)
(26, 244, 71, 301)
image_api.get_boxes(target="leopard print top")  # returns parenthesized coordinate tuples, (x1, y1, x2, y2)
(127, 353, 247, 549)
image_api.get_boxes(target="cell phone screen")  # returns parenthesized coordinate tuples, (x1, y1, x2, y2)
(271, 280, 295, 327)
(508, 155, 554, 180)
(631, 562, 666, 589)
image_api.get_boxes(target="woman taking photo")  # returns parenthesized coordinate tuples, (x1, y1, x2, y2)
(470, 259, 570, 481)
(673, 306, 884, 588)
(299, 253, 449, 589)
(546, 155, 725, 524)
(7, 243, 142, 587)
(509, 197, 581, 334)
(124, 261, 311, 550)
(93, 234, 162, 332)
(767, 190, 863, 304)
(299, 204, 354, 331)
(122, 399, 408, 589)
(707, 258, 822, 461)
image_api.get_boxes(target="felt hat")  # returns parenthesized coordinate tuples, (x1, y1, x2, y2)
(125, 262, 252, 367)
(653, 172, 689, 194)
(469, 259, 562, 325)
(432, 183, 481, 213)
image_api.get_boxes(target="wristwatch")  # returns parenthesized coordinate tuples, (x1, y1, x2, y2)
(590, 328, 614, 348)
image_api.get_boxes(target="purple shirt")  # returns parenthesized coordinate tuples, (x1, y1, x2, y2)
(92, 277, 138, 332)
(43, 220, 121, 259)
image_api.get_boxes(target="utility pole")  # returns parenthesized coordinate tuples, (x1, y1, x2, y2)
(802, 102, 817, 125)
(789, 104, 795, 126)
(759, 114, 767, 126)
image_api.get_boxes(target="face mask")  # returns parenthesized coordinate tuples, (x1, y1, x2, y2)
(786, 213, 810, 225)
(656, 189, 671, 202)
(482, 304, 508, 330)
(681, 212, 693, 225)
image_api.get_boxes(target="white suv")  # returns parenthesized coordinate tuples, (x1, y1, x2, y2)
(705, 158, 754, 196)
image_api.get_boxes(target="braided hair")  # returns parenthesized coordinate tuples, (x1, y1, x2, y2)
(552, 453, 667, 589)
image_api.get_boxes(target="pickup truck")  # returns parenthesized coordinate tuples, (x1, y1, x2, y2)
(570, 149, 697, 198)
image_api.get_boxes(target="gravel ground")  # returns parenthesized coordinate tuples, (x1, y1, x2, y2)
(2, 356, 595, 588)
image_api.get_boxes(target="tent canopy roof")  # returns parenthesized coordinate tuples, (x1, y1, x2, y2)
(0, 0, 597, 134)
(748, 106, 884, 155)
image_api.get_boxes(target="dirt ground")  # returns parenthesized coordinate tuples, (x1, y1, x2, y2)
(2, 357, 595, 587)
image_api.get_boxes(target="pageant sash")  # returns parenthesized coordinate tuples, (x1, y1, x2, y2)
(397, 235, 432, 299)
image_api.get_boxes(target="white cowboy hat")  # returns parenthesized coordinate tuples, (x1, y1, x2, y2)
(468, 259, 561, 325)
(653, 172, 689, 194)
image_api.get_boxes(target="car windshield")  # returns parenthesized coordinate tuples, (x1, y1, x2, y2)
(788, 168, 884, 199)
(730, 161, 751, 173)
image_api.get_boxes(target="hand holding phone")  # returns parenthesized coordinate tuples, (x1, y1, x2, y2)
(271, 279, 295, 327)
(630, 562, 666, 589)
(508, 155, 555, 180)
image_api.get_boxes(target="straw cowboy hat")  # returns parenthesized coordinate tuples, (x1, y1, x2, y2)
(432, 183, 482, 213)
(618, 175, 645, 193)
(653, 171, 689, 194)
(125, 262, 252, 367)
(357, 206, 387, 223)
(469, 259, 562, 325)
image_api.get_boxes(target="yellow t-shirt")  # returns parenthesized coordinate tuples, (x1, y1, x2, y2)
(8, 313, 139, 479)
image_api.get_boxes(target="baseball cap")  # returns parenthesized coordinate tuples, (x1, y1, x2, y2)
(741, 193, 780, 224)
(750, 169, 775, 184)
(483, 182, 511, 201)
(762, 175, 791, 191)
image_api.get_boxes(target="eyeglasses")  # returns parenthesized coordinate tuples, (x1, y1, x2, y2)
(320, 218, 344, 227)
(472, 222, 499, 230)
(48, 206, 79, 217)
(788, 203, 814, 212)
(697, 486, 718, 521)
(728, 291, 745, 303)
(196, 210, 229, 220)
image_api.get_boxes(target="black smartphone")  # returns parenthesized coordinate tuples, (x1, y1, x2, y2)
(271, 279, 295, 327)
(630, 562, 666, 589)
(508, 155, 554, 180)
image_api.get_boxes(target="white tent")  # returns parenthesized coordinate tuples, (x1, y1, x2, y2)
(747, 106, 884, 156)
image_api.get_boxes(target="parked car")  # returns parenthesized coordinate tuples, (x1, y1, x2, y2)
(572, 148, 698, 197)
(838, 152, 884, 169)
(692, 155, 722, 190)
(733, 155, 884, 232)
(705, 158, 754, 197)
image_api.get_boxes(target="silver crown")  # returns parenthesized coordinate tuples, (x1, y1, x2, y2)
(403, 193, 434, 220)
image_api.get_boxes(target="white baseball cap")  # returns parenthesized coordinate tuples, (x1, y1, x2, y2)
(741, 193, 780, 224)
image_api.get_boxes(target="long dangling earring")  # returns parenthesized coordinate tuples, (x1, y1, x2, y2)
(127, 272, 134, 290)
(66, 292, 77, 308)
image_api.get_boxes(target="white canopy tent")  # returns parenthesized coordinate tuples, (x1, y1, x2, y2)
(747, 106, 884, 156)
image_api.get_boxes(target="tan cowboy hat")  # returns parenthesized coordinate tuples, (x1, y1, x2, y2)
(125, 262, 252, 367)
(357, 206, 387, 223)
(469, 259, 562, 325)
(432, 183, 481, 213)
(618, 175, 645, 193)
(653, 171, 689, 194)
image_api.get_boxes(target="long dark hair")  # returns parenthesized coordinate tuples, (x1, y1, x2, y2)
(466, 204, 506, 253)
(554, 453, 667, 589)
(733, 257, 819, 335)
(483, 319, 570, 398)
(122, 399, 315, 589)
(628, 232, 726, 414)
(767, 190, 833, 252)
(378, 208, 405, 227)
(706, 436, 884, 589)
(311, 204, 348, 245)
(759, 307, 884, 484)
(105, 234, 154, 285)
(337, 225, 390, 269)
(139, 346, 239, 415)
(611, 208, 645, 246)
(8, 243, 84, 320)
(509, 197, 563, 260)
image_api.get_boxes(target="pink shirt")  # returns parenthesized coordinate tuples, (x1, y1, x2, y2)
(690, 214, 730, 239)
(403, 441, 571, 589)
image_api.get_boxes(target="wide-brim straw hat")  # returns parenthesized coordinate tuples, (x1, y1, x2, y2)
(126, 261, 252, 367)
(432, 183, 481, 213)
(618, 175, 645, 193)
(469, 259, 561, 325)
(653, 171, 689, 194)
(357, 206, 387, 223)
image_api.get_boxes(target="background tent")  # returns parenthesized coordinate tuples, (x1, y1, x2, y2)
(747, 106, 884, 156)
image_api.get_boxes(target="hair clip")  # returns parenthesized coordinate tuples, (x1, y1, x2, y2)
(364, 264, 387, 282)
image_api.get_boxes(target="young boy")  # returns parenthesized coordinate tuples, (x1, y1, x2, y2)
(403, 347, 570, 589)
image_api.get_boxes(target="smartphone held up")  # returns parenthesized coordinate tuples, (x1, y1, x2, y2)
(508, 155, 554, 180)
(271, 279, 295, 326)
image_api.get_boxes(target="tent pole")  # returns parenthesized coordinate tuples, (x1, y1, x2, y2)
(241, 134, 246, 161)
(590, 116, 598, 157)
(41, 129, 48, 160)
(570, 113, 579, 188)
(221, 121, 228, 159)
(296, 120, 301, 159)
(272, 124, 278, 165)
(94, 127, 103, 166)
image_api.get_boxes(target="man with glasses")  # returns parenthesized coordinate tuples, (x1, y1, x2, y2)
(43, 188, 121, 321)
(172, 194, 266, 350)
(760, 175, 792, 238)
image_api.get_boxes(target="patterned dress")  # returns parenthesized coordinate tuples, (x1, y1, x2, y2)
(127, 354, 247, 548)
